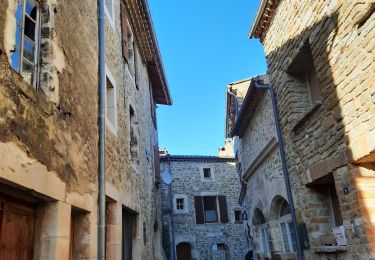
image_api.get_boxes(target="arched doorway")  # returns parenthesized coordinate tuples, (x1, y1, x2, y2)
(176, 242, 192, 260)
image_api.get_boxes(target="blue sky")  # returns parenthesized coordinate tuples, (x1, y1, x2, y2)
(148, 0, 267, 155)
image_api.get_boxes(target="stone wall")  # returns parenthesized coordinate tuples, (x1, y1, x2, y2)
(230, 78, 289, 258)
(259, 0, 375, 258)
(103, 0, 162, 258)
(160, 157, 248, 260)
(0, 0, 165, 259)
(0, 0, 99, 258)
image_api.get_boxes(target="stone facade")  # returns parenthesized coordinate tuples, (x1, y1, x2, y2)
(249, 0, 375, 259)
(0, 0, 170, 259)
(160, 155, 248, 260)
(227, 76, 296, 259)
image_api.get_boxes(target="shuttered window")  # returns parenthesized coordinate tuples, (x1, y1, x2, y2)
(120, 3, 129, 61)
(194, 196, 228, 224)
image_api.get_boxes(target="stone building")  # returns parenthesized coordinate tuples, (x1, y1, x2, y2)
(226, 75, 297, 259)
(247, 0, 375, 259)
(0, 0, 170, 259)
(160, 154, 248, 260)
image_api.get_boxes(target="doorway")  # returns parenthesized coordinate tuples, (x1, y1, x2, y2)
(176, 242, 192, 260)
(122, 208, 135, 260)
(0, 192, 36, 260)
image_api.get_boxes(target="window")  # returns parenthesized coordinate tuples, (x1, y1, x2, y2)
(203, 197, 217, 222)
(253, 208, 270, 254)
(287, 40, 322, 113)
(104, 0, 115, 28)
(176, 198, 184, 210)
(203, 168, 211, 179)
(279, 200, 297, 253)
(105, 67, 117, 133)
(260, 227, 270, 253)
(234, 209, 242, 223)
(11, 0, 40, 87)
(307, 173, 343, 244)
(194, 196, 228, 224)
(201, 167, 214, 180)
(174, 195, 188, 213)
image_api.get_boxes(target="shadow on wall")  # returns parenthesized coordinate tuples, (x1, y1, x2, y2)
(265, 7, 374, 257)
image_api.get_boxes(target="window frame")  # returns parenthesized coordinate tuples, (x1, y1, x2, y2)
(105, 65, 117, 134)
(203, 196, 219, 223)
(278, 202, 297, 253)
(260, 225, 271, 254)
(104, 0, 115, 29)
(173, 194, 188, 214)
(200, 166, 215, 181)
(11, 0, 41, 88)
(234, 209, 242, 223)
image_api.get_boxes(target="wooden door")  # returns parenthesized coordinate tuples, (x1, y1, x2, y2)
(176, 242, 192, 260)
(0, 193, 35, 260)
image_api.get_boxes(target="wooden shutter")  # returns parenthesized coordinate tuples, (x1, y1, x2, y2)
(218, 196, 229, 223)
(120, 2, 129, 60)
(194, 196, 204, 224)
(154, 147, 160, 183)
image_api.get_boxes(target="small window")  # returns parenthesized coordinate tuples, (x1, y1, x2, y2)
(104, 0, 115, 28)
(234, 210, 242, 223)
(11, 0, 40, 87)
(174, 195, 188, 213)
(105, 68, 117, 133)
(203, 168, 211, 179)
(176, 198, 184, 210)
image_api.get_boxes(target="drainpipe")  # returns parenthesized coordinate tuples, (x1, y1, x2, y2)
(253, 79, 304, 260)
(98, 0, 106, 259)
(167, 155, 177, 260)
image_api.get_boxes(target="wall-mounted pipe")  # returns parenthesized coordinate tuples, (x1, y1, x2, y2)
(253, 79, 304, 260)
(98, 0, 106, 259)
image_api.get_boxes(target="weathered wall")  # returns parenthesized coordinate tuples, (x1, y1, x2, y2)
(160, 159, 248, 260)
(261, 0, 375, 258)
(0, 0, 99, 258)
(103, 0, 163, 258)
(0, 0, 165, 259)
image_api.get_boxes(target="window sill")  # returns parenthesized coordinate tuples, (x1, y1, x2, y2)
(292, 102, 321, 132)
(10, 68, 55, 115)
(314, 245, 347, 253)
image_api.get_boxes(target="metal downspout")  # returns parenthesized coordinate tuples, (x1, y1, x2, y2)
(98, 0, 106, 259)
(254, 81, 305, 260)
(167, 155, 177, 260)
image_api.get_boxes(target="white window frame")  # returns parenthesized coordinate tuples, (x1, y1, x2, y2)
(200, 166, 215, 181)
(173, 194, 188, 214)
(11, 0, 40, 88)
(105, 65, 117, 134)
(260, 224, 270, 254)
(104, 0, 115, 29)
(279, 214, 296, 253)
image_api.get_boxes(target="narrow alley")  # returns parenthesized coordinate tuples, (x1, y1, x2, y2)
(0, 0, 374, 260)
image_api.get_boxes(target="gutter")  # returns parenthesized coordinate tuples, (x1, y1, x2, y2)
(253, 78, 305, 260)
(249, 0, 268, 38)
(97, 0, 106, 259)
